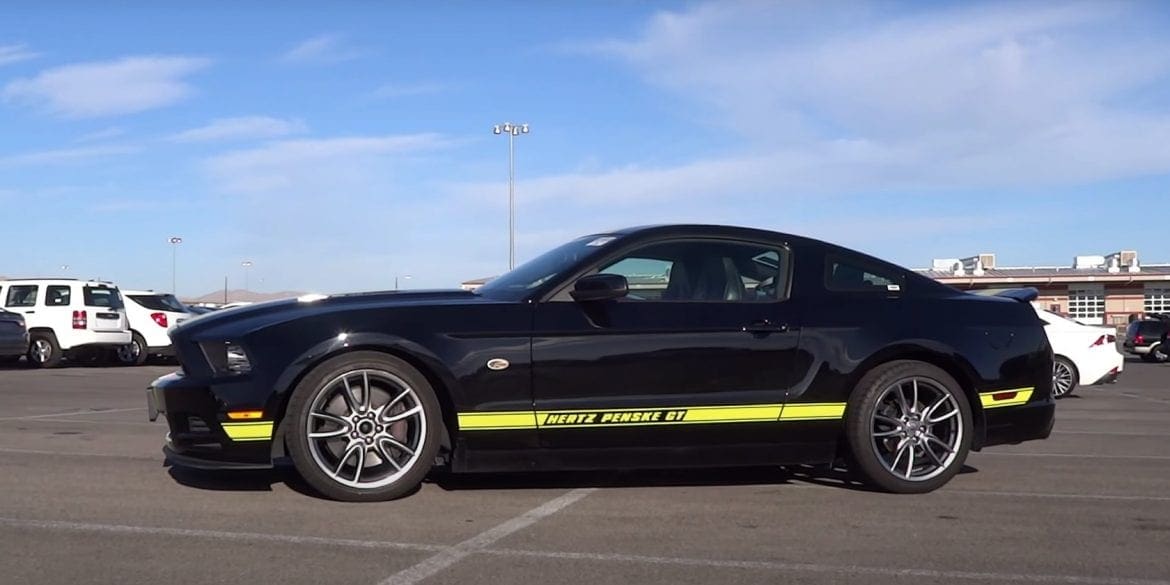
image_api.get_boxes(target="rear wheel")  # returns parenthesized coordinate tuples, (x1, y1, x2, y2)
(116, 332, 149, 366)
(286, 351, 441, 502)
(27, 332, 62, 368)
(1150, 343, 1169, 363)
(844, 360, 973, 494)
(1051, 356, 1078, 398)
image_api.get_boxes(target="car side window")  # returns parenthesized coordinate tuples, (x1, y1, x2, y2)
(5, 285, 39, 307)
(46, 285, 71, 306)
(596, 240, 789, 302)
(826, 256, 903, 293)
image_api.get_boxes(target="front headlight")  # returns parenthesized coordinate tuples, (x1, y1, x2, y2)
(200, 341, 252, 377)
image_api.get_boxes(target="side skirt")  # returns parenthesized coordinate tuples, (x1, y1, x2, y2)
(451, 441, 838, 473)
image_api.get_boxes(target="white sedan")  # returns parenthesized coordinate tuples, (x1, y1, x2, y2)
(1033, 304, 1124, 398)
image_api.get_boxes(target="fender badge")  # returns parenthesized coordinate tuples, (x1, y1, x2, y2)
(486, 358, 510, 371)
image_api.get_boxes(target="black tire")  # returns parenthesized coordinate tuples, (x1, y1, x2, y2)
(27, 331, 62, 368)
(1051, 356, 1078, 399)
(285, 351, 442, 502)
(116, 332, 149, 366)
(844, 360, 973, 494)
(1151, 343, 1169, 363)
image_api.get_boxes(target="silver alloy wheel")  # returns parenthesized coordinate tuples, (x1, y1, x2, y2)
(117, 340, 141, 363)
(304, 368, 427, 489)
(870, 377, 963, 482)
(1052, 361, 1075, 397)
(31, 339, 51, 363)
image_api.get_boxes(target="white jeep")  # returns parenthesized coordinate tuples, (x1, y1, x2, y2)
(0, 279, 132, 368)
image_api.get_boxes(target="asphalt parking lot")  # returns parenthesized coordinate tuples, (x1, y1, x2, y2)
(1, 359, 1168, 585)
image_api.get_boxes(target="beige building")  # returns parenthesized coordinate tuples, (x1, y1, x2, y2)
(917, 251, 1170, 328)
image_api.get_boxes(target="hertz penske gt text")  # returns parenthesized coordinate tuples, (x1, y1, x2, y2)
(147, 225, 1055, 501)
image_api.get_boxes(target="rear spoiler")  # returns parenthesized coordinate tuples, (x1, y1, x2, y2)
(970, 287, 1039, 303)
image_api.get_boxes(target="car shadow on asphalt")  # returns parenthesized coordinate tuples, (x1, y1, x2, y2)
(162, 459, 979, 500)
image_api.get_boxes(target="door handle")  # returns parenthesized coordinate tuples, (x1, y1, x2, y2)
(743, 320, 788, 334)
(23, 311, 35, 314)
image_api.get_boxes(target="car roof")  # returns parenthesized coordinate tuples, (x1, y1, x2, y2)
(0, 278, 117, 286)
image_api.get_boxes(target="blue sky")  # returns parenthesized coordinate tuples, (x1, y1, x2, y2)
(2, 1, 1170, 297)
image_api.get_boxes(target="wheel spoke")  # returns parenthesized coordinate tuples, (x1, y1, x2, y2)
(340, 375, 360, 414)
(873, 428, 902, 438)
(923, 394, 949, 419)
(923, 441, 946, 467)
(309, 426, 350, 439)
(333, 442, 363, 478)
(875, 414, 901, 426)
(911, 379, 920, 413)
(905, 445, 916, 479)
(382, 405, 422, 424)
(925, 433, 954, 454)
(361, 371, 372, 412)
(378, 433, 416, 457)
(928, 407, 958, 424)
(894, 383, 912, 417)
(890, 438, 911, 471)
(375, 438, 403, 471)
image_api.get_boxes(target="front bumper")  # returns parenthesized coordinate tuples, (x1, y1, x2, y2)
(979, 398, 1055, 449)
(147, 371, 274, 469)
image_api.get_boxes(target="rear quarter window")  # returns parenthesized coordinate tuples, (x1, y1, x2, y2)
(825, 255, 905, 293)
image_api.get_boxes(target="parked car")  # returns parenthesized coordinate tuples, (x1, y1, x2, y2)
(148, 224, 1055, 502)
(115, 290, 193, 366)
(0, 309, 29, 364)
(0, 279, 131, 368)
(1122, 317, 1168, 363)
(1032, 305, 1124, 398)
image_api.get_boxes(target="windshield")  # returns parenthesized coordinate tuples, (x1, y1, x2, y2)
(476, 234, 621, 300)
(129, 294, 187, 312)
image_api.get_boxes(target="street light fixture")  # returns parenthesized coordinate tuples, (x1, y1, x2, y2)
(492, 121, 529, 270)
(241, 260, 253, 294)
(395, 274, 412, 291)
(168, 236, 182, 294)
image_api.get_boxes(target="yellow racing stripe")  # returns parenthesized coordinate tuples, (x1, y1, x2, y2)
(221, 421, 274, 442)
(457, 402, 847, 431)
(979, 387, 1034, 409)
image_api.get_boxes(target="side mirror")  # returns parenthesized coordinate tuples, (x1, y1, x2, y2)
(570, 273, 629, 302)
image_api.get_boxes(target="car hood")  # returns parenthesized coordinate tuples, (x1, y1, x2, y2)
(172, 289, 489, 339)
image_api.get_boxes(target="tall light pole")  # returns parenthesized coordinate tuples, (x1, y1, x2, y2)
(395, 274, 412, 291)
(241, 260, 253, 294)
(168, 237, 182, 294)
(492, 122, 529, 270)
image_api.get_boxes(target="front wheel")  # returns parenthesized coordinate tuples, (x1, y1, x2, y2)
(286, 351, 441, 502)
(1051, 356, 1078, 398)
(844, 360, 973, 494)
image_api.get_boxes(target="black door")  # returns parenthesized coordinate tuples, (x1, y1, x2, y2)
(530, 237, 808, 459)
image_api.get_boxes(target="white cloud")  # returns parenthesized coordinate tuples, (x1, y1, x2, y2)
(0, 144, 138, 166)
(169, 116, 308, 143)
(3, 56, 210, 118)
(203, 133, 450, 193)
(281, 34, 366, 64)
(0, 43, 38, 66)
(581, 1, 1170, 188)
(74, 126, 126, 143)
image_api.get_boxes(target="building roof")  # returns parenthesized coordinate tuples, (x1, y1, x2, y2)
(917, 264, 1170, 285)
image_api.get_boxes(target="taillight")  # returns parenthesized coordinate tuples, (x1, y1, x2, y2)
(1090, 335, 1105, 347)
(72, 310, 87, 329)
(151, 312, 168, 328)
(1091, 334, 1117, 348)
(1135, 334, 1145, 344)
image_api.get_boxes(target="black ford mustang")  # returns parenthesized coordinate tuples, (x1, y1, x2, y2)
(147, 224, 1055, 501)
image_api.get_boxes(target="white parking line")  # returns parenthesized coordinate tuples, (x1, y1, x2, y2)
(0, 447, 155, 460)
(0, 516, 445, 553)
(947, 489, 1170, 502)
(976, 452, 1170, 461)
(1054, 430, 1170, 437)
(481, 548, 1170, 585)
(376, 488, 596, 585)
(0, 407, 143, 421)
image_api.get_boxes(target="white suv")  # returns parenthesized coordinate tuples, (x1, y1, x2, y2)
(0, 279, 132, 368)
(115, 290, 192, 366)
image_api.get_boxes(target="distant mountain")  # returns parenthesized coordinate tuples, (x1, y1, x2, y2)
(181, 289, 308, 305)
